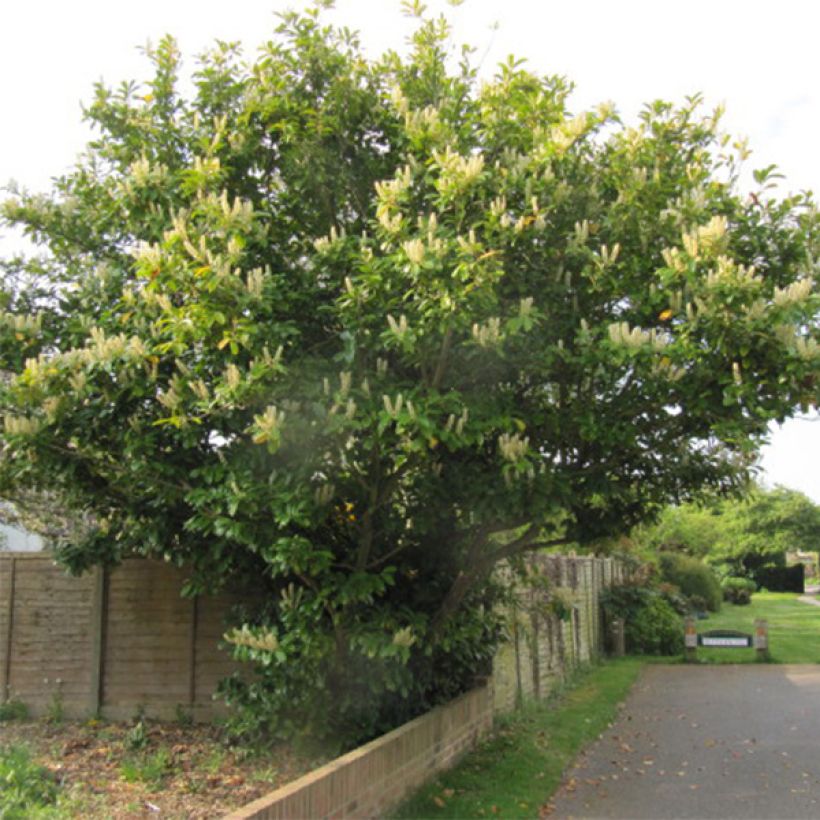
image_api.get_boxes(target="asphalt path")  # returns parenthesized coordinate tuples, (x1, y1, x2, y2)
(548, 665, 820, 819)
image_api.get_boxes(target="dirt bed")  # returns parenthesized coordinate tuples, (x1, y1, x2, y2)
(0, 717, 325, 818)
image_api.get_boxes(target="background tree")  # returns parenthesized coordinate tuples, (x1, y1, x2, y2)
(1, 5, 818, 743)
(711, 485, 820, 578)
(632, 484, 820, 580)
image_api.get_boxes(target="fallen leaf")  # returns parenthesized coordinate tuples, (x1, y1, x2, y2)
(433, 796, 446, 808)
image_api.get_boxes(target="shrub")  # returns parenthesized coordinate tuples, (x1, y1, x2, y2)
(656, 583, 690, 616)
(0, 744, 58, 816)
(659, 553, 722, 612)
(629, 597, 686, 656)
(0, 699, 28, 722)
(602, 583, 684, 656)
(722, 577, 756, 605)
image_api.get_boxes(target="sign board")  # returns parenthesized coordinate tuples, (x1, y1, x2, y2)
(697, 630, 752, 648)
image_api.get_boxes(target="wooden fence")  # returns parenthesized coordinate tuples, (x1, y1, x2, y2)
(0, 554, 243, 720)
(0, 552, 623, 726)
(492, 554, 624, 712)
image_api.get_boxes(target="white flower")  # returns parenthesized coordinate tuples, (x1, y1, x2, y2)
(403, 239, 425, 265)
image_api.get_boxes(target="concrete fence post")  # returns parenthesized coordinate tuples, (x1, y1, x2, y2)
(754, 619, 769, 661)
(88, 565, 107, 715)
(609, 617, 625, 657)
(684, 616, 698, 663)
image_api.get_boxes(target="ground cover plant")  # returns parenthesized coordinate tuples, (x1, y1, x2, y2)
(0, 743, 59, 818)
(0, 716, 325, 818)
(392, 658, 644, 819)
(694, 591, 820, 664)
(1, 1, 817, 745)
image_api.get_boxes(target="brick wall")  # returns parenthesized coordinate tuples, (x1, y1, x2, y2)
(224, 685, 494, 820)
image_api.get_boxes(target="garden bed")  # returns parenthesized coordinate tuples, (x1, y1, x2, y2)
(0, 715, 325, 818)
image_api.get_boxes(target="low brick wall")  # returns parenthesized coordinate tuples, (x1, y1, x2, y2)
(224, 685, 494, 820)
(224, 554, 622, 820)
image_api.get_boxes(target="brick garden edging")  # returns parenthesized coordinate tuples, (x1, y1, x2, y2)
(223, 684, 494, 820)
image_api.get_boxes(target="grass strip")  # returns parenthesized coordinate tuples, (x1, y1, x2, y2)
(392, 658, 644, 819)
(693, 591, 820, 664)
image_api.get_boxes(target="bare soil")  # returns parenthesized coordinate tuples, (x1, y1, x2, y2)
(0, 716, 326, 818)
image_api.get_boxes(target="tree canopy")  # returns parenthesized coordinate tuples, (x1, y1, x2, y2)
(1, 5, 818, 741)
(631, 484, 820, 577)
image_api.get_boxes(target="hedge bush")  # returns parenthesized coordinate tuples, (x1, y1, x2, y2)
(602, 583, 684, 656)
(659, 553, 722, 612)
(722, 576, 756, 605)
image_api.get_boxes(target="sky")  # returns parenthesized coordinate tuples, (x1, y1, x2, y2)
(1, 0, 818, 502)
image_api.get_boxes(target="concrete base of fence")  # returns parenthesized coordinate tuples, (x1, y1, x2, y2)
(224, 685, 494, 820)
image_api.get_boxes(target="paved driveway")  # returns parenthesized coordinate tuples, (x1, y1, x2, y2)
(549, 665, 820, 819)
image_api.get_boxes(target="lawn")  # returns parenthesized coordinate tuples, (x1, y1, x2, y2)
(693, 591, 820, 664)
(391, 659, 644, 819)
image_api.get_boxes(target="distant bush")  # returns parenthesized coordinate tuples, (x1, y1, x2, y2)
(656, 583, 690, 616)
(602, 583, 684, 656)
(659, 553, 722, 612)
(722, 577, 756, 605)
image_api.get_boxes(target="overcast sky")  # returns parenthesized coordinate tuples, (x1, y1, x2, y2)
(1, 0, 818, 501)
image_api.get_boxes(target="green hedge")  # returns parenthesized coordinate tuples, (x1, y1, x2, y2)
(601, 583, 684, 656)
(659, 553, 722, 612)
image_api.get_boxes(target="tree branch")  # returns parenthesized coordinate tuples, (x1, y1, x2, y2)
(430, 524, 573, 634)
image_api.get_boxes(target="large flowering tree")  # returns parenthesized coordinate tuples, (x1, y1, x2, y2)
(1, 6, 817, 741)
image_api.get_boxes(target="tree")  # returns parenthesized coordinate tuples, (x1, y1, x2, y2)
(631, 485, 820, 579)
(1, 6, 818, 742)
(630, 502, 726, 559)
(711, 485, 820, 577)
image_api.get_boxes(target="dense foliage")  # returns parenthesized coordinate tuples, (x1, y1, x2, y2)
(601, 583, 685, 656)
(721, 576, 756, 605)
(0, 744, 59, 817)
(633, 485, 820, 583)
(658, 552, 722, 612)
(1, 5, 817, 741)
